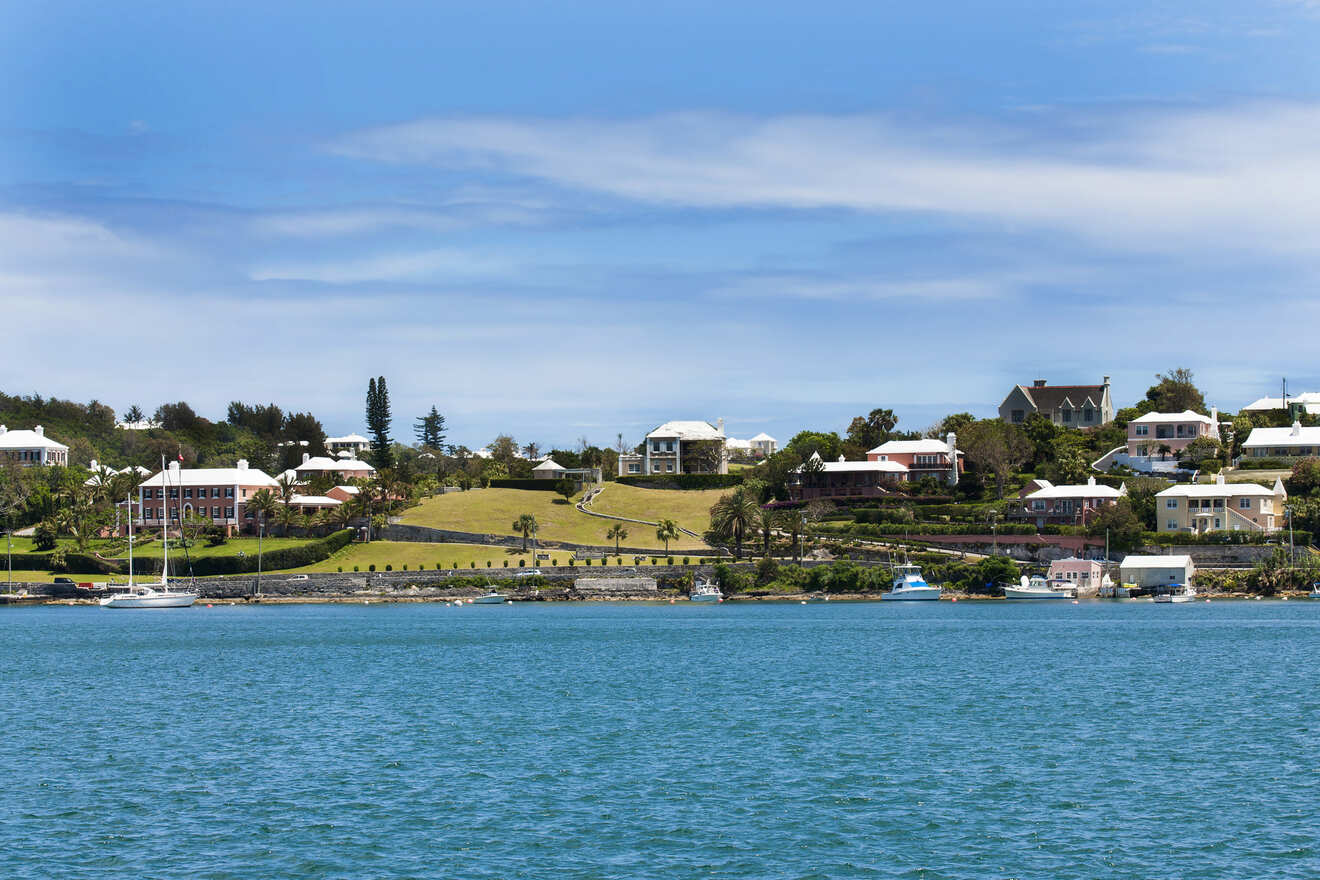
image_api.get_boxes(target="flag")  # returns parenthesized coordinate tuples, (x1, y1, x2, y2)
(177, 452, 184, 462)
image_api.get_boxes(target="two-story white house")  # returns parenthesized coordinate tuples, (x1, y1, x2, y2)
(1155, 474, 1285, 534)
(1241, 422, 1320, 461)
(1017, 477, 1126, 526)
(620, 420, 729, 476)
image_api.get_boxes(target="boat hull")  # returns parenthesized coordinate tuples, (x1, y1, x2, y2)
(1003, 588, 1070, 600)
(689, 593, 722, 603)
(99, 593, 196, 608)
(471, 594, 507, 604)
(882, 587, 942, 601)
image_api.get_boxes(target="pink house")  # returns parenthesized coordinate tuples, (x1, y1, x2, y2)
(865, 434, 963, 485)
(1127, 409, 1218, 458)
(1047, 558, 1105, 597)
(1018, 477, 1125, 525)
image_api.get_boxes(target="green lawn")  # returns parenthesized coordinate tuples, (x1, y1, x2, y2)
(286, 541, 710, 573)
(399, 486, 719, 551)
(3, 535, 315, 560)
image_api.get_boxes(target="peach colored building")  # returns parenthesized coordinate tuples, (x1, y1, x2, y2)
(865, 434, 963, 485)
(1155, 474, 1285, 534)
(137, 459, 279, 536)
(1047, 557, 1105, 596)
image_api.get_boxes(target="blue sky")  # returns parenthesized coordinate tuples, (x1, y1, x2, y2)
(4, 0, 1320, 449)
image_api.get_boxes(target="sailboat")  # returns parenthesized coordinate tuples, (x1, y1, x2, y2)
(100, 465, 197, 608)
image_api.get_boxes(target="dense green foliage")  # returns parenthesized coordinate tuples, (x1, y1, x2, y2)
(616, 474, 744, 490)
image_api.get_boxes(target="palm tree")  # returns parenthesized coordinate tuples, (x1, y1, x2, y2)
(275, 473, 298, 506)
(607, 523, 629, 554)
(777, 508, 808, 562)
(655, 519, 679, 555)
(513, 513, 539, 552)
(757, 507, 776, 557)
(710, 488, 760, 559)
(248, 488, 279, 535)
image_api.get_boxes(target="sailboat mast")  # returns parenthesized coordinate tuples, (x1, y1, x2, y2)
(127, 492, 135, 587)
(161, 454, 169, 586)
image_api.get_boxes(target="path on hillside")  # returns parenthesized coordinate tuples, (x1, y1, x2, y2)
(576, 486, 706, 541)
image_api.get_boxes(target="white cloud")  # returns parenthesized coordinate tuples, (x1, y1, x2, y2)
(332, 104, 1320, 259)
(248, 249, 511, 283)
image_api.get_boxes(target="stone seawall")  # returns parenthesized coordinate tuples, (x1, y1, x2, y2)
(379, 523, 711, 558)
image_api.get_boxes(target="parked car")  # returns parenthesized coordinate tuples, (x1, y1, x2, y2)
(514, 569, 543, 577)
(287, 574, 309, 581)
(51, 577, 76, 586)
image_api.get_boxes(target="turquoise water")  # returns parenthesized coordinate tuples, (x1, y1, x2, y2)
(2, 601, 1319, 879)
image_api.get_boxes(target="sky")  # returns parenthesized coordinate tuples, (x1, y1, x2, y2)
(4, 0, 1320, 450)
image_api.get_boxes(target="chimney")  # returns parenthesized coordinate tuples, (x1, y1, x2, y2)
(34, 425, 43, 436)
(1216, 472, 1226, 486)
(837, 454, 846, 463)
(1033, 379, 1048, 388)
(237, 459, 249, 470)
(717, 417, 725, 434)
(1103, 375, 1110, 386)
(169, 460, 180, 472)
(0, 425, 5, 435)
(302, 452, 311, 464)
(1087, 476, 1096, 487)
(1292, 420, 1302, 437)
(90, 459, 98, 470)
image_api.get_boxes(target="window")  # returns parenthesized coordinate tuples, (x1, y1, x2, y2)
(1239, 498, 1252, 509)
(143, 508, 152, 519)
(225, 487, 234, 498)
(225, 507, 234, 518)
(1134, 425, 1149, 436)
(628, 463, 640, 474)
(1167, 520, 1178, 530)
(1032, 500, 1046, 511)
(1212, 499, 1224, 509)
(212, 506, 221, 517)
(1214, 517, 1221, 529)
(665, 441, 674, 452)
(1166, 498, 1178, 509)
(1011, 409, 1025, 423)
(184, 488, 192, 499)
(666, 464, 674, 473)
(1062, 409, 1072, 423)
(157, 508, 165, 520)
(213, 488, 221, 498)
(1084, 408, 1094, 422)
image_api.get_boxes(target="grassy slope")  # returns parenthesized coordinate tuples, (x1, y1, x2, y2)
(398, 486, 720, 550)
(285, 541, 707, 573)
(4, 536, 313, 559)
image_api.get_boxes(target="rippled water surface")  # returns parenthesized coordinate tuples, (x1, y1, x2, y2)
(3, 600, 1319, 878)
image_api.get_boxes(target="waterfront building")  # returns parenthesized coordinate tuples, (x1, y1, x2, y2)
(1154, 473, 1285, 534)
(1047, 557, 1106, 596)
(1119, 554, 1195, 589)
(865, 434, 962, 485)
(0, 425, 69, 467)
(998, 377, 1114, 427)
(1017, 477, 1125, 526)
(138, 459, 279, 535)
(1241, 422, 1320, 461)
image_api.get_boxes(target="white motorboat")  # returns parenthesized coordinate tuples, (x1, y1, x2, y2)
(1003, 575, 1073, 600)
(100, 477, 197, 609)
(471, 591, 509, 604)
(689, 579, 723, 603)
(1309, 583, 1320, 599)
(882, 564, 942, 601)
(1153, 584, 1197, 604)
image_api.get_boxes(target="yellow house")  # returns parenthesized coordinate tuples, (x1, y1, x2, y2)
(1155, 474, 1285, 534)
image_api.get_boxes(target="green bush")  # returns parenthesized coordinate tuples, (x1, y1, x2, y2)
(486, 479, 561, 491)
(369, 564, 376, 572)
(385, 564, 392, 571)
(337, 566, 343, 572)
(182, 529, 355, 576)
(402, 564, 408, 571)
(503, 559, 508, 567)
(518, 559, 525, 567)
(486, 560, 492, 568)
(353, 565, 359, 572)
(470, 561, 476, 568)
(616, 473, 744, 490)
(1238, 458, 1289, 470)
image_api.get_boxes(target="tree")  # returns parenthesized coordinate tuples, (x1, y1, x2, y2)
(655, 519, 680, 555)
(0, 463, 31, 589)
(929, 412, 976, 440)
(971, 556, 1019, 595)
(1179, 436, 1223, 468)
(489, 435, 520, 468)
(607, 523, 629, 553)
(778, 508, 808, 562)
(709, 488, 760, 558)
(1286, 457, 1320, 497)
(1123, 477, 1166, 531)
(1144, 368, 1207, 415)
(783, 430, 843, 462)
(123, 404, 145, 424)
(1087, 498, 1145, 553)
(554, 479, 577, 503)
(414, 406, 447, 451)
(365, 376, 394, 468)
(757, 507, 776, 557)
(512, 513, 539, 552)
(960, 419, 1031, 498)
(846, 407, 899, 450)
(523, 441, 540, 461)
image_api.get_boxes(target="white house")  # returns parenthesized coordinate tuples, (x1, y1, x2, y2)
(622, 419, 729, 476)
(1241, 422, 1320, 460)
(533, 458, 601, 484)
(292, 454, 377, 483)
(749, 433, 778, 457)
(0, 425, 69, 467)
(1119, 554, 1195, 589)
(326, 433, 371, 457)
(1241, 392, 1320, 416)
(1019, 477, 1126, 525)
(789, 454, 907, 501)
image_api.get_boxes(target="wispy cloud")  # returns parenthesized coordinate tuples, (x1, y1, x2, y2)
(248, 248, 511, 283)
(332, 104, 1320, 259)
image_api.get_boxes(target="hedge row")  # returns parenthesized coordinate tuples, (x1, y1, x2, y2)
(1145, 530, 1312, 547)
(1235, 459, 1292, 471)
(3, 552, 126, 574)
(187, 529, 355, 575)
(487, 479, 562, 491)
(616, 474, 744, 490)
(818, 521, 1038, 538)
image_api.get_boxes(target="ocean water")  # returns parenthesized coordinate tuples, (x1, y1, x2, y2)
(2, 600, 1318, 879)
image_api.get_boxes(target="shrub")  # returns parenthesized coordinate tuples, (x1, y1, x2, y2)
(353, 565, 359, 572)
(402, 564, 408, 571)
(503, 559, 508, 567)
(436, 563, 442, 570)
(369, 564, 376, 572)
(32, 520, 57, 552)
(453, 561, 459, 569)
(617, 473, 744, 490)
(337, 566, 343, 573)
(385, 564, 392, 571)
(486, 560, 492, 568)
(552, 558, 558, 566)
(682, 557, 690, 565)
(585, 558, 591, 566)
(470, 561, 476, 568)
(486, 479, 561, 490)
(518, 559, 525, 567)
(667, 557, 673, 565)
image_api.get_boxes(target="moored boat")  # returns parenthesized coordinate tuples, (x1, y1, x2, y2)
(882, 564, 942, 601)
(100, 476, 197, 609)
(471, 591, 509, 604)
(1153, 583, 1197, 604)
(689, 579, 723, 603)
(1003, 575, 1072, 600)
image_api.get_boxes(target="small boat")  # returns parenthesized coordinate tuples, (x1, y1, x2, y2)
(805, 593, 829, 603)
(100, 478, 197, 609)
(1003, 575, 1073, 600)
(689, 579, 723, 603)
(882, 564, 942, 601)
(1153, 583, 1197, 604)
(471, 591, 509, 604)
(1309, 583, 1320, 599)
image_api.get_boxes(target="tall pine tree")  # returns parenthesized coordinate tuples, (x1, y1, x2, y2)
(366, 376, 393, 468)
(414, 406, 446, 450)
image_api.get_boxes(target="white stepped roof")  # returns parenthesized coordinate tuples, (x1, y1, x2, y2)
(749, 432, 777, 443)
(725, 438, 753, 449)
(141, 462, 278, 488)
(646, 420, 724, 440)
(295, 456, 376, 473)
(868, 438, 958, 456)
(289, 494, 342, 506)
(1157, 480, 1280, 498)
(1024, 479, 1125, 500)
(0, 426, 68, 451)
(533, 459, 565, 471)
(797, 453, 906, 474)
(327, 433, 370, 443)
(1242, 393, 1320, 412)
(1242, 424, 1320, 448)
(1120, 554, 1193, 569)
(1129, 410, 1214, 424)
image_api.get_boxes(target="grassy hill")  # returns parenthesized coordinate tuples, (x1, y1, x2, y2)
(397, 486, 721, 551)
